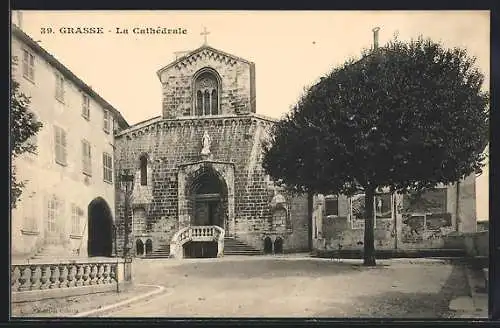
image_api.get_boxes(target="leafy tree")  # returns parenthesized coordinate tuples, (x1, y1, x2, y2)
(11, 78, 43, 209)
(262, 36, 489, 266)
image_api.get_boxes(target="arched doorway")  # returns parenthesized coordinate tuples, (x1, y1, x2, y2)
(187, 166, 228, 229)
(88, 197, 113, 257)
(263, 237, 273, 254)
(274, 237, 284, 254)
(136, 239, 144, 256)
(145, 239, 153, 255)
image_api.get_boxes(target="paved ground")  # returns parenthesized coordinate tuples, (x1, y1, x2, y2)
(12, 284, 157, 317)
(94, 256, 471, 318)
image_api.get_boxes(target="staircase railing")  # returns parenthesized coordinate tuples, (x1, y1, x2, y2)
(169, 225, 225, 259)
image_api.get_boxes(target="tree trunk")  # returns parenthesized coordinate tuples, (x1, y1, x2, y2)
(363, 186, 376, 266)
(307, 192, 314, 252)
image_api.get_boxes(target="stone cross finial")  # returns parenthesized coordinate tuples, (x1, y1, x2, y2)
(201, 27, 210, 45)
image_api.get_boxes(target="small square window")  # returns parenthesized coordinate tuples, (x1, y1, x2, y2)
(325, 195, 339, 217)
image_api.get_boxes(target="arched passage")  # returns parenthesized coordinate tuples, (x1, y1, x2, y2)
(145, 239, 153, 255)
(263, 237, 273, 254)
(274, 237, 284, 254)
(88, 197, 113, 257)
(187, 166, 228, 229)
(136, 239, 144, 256)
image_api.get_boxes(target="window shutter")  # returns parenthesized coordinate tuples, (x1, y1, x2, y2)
(22, 50, 29, 77)
(54, 128, 60, 162)
(61, 130, 67, 163)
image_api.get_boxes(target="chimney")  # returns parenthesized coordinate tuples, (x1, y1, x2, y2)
(15, 11, 23, 29)
(372, 27, 380, 50)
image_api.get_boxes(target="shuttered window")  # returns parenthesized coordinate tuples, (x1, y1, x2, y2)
(54, 126, 67, 165)
(82, 139, 92, 175)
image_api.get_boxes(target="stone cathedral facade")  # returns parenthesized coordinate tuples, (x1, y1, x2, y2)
(114, 44, 310, 258)
(113, 41, 478, 259)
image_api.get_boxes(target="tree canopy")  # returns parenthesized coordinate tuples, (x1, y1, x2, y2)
(11, 79, 43, 209)
(262, 36, 489, 265)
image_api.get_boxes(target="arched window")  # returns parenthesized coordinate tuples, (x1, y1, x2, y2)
(193, 71, 219, 116)
(204, 90, 210, 115)
(196, 91, 203, 116)
(139, 155, 148, 186)
(211, 89, 218, 115)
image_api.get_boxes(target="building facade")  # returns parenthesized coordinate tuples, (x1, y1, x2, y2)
(312, 173, 477, 252)
(114, 44, 310, 258)
(11, 26, 479, 261)
(11, 25, 129, 260)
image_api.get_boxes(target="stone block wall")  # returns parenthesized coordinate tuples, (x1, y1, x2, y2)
(114, 114, 309, 254)
(158, 47, 256, 119)
(314, 175, 477, 252)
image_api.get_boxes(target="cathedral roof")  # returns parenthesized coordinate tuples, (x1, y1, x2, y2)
(156, 44, 254, 78)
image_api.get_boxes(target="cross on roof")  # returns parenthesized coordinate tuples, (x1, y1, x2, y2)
(201, 27, 210, 45)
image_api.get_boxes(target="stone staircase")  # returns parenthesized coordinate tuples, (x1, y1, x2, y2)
(223, 237, 262, 256)
(29, 244, 75, 261)
(146, 243, 171, 259)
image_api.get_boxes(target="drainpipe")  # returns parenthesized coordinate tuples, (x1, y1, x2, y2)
(455, 181, 460, 232)
(393, 192, 398, 249)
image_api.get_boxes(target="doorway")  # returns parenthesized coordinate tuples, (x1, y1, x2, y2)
(87, 197, 113, 257)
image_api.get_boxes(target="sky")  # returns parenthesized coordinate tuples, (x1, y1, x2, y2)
(12, 10, 490, 220)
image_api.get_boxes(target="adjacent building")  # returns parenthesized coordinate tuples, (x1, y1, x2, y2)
(11, 25, 129, 260)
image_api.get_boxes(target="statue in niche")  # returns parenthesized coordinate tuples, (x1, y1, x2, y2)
(201, 131, 211, 156)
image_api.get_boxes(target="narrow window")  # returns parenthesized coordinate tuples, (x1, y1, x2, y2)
(55, 72, 65, 102)
(22, 49, 35, 81)
(103, 109, 111, 134)
(82, 139, 92, 176)
(211, 89, 218, 115)
(196, 91, 203, 116)
(82, 94, 90, 120)
(140, 155, 148, 186)
(203, 90, 210, 115)
(54, 126, 67, 165)
(47, 196, 57, 233)
(103, 152, 113, 183)
(71, 204, 83, 235)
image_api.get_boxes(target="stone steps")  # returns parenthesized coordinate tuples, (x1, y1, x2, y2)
(223, 237, 262, 256)
(30, 244, 74, 260)
(145, 244, 171, 259)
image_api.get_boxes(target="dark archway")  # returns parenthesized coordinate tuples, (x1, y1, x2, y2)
(187, 166, 228, 229)
(274, 237, 283, 254)
(136, 239, 144, 256)
(264, 237, 273, 254)
(88, 197, 113, 257)
(145, 239, 153, 255)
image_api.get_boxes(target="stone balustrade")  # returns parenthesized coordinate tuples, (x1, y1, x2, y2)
(170, 225, 225, 259)
(11, 262, 118, 293)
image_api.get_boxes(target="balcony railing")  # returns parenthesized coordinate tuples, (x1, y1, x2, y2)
(170, 225, 224, 259)
(11, 259, 128, 303)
